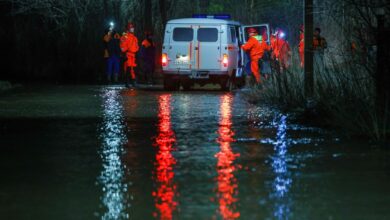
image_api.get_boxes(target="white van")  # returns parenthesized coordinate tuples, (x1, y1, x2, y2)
(161, 15, 269, 90)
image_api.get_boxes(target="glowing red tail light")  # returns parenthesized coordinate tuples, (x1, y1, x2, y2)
(162, 53, 168, 67)
(222, 54, 228, 67)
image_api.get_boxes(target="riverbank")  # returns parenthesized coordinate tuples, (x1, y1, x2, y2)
(0, 81, 24, 94)
(241, 64, 390, 144)
(0, 81, 12, 91)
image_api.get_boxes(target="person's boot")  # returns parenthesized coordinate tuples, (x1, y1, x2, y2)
(132, 78, 137, 88)
(114, 74, 118, 83)
(125, 74, 130, 88)
(148, 73, 153, 85)
(125, 69, 132, 88)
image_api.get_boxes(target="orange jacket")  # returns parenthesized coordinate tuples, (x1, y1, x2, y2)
(241, 35, 269, 60)
(141, 39, 154, 48)
(299, 33, 304, 54)
(271, 37, 290, 59)
(121, 32, 139, 67)
(270, 35, 277, 58)
(273, 38, 291, 68)
(313, 35, 327, 50)
(120, 32, 139, 54)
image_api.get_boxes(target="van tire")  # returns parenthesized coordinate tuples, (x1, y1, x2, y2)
(235, 75, 245, 88)
(220, 76, 233, 91)
(182, 83, 192, 91)
(163, 76, 179, 91)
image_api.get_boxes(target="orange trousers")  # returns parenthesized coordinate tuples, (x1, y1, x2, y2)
(124, 65, 136, 79)
(126, 53, 137, 67)
(299, 52, 304, 68)
(251, 59, 261, 83)
(124, 53, 136, 79)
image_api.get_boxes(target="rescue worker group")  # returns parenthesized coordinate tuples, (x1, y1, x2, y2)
(103, 22, 327, 88)
(104, 22, 155, 88)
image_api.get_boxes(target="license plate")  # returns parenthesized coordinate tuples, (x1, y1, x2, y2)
(174, 60, 190, 65)
(191, 71, 209, 79)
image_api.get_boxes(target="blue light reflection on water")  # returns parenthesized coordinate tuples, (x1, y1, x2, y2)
(270, 115, 292, 219)
(99, 88, 129, 220)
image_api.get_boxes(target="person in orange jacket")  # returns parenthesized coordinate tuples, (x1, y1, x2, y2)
(313, 27, 327, 71)
(313, 27, 327, 51)
(298, 25, 304, 68)
(120, 22, 139, 88)
(298, 26, 327, 69)
(271, 28, 291, 73)
(241, 28, 269, 84)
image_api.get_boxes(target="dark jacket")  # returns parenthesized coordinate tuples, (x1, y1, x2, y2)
(140, 39, 156, 62)
(140, 38, 156, 72)
(107, 34, 121, 57)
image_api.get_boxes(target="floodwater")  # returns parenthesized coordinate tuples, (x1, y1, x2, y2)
(0, 85, 389, 220)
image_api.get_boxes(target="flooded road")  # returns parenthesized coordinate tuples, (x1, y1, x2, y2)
(1, 85, 390, 220)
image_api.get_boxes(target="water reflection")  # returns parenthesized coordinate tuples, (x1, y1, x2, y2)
(270, 115, 292, 219)
(99, 88, 129, 220)
(153, 94, 178, 220)
(215, 94, 241, 220)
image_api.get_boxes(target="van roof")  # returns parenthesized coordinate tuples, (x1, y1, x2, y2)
(167, 18, 241, 26)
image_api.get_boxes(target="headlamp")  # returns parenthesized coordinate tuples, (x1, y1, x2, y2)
(108, 22, 115, 31)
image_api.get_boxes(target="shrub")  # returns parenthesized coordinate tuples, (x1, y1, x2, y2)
(245, 50, 389, 142)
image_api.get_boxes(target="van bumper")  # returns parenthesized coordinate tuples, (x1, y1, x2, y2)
(162, 70, 229, 79)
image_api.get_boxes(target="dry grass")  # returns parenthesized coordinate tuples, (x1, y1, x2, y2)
(245, 52, 389, 142)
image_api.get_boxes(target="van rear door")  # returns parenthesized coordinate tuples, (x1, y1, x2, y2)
(196, 26, 221, 70)
(167, 25, 222, 72)
(167, 26, 195, 70)
(240, 24, 270, 74)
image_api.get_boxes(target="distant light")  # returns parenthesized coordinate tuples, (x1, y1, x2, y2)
(192, 14, 231, 20)
(110, 22, 114, 27)
(192, 14, 207, 18)
(279, 32, 285, 38)
(213, 14, 231, 20)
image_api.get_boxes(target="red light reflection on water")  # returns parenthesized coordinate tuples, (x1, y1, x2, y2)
(215, 94, 240, 220)
(153, 94, 177, 220)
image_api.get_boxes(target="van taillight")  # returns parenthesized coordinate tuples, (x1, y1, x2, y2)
(162, 53, 168, 66)
(222, 54, 228, 67)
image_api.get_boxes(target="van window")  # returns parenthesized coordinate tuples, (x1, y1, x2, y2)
(197, 28, 218, 42)
(173, 28, 193, 42)
(230, 27, 237, 43)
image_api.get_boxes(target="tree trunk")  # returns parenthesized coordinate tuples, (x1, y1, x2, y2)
(304, 0, 314, 100)
(376, 12, 390, 112)
(144, 0, 152, 33)
(103, 0, 108, 20)
(159, 0, 167, 27)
